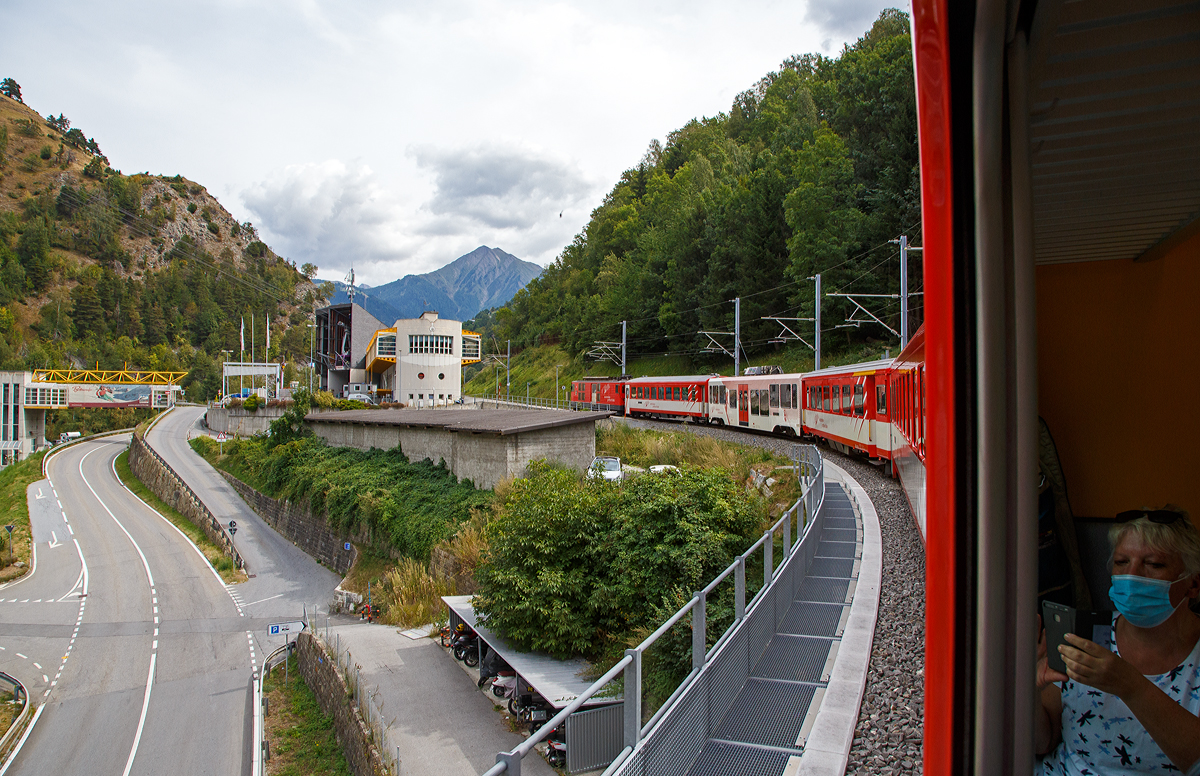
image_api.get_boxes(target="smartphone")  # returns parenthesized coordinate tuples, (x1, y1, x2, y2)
(1042, 601, 1110, 675)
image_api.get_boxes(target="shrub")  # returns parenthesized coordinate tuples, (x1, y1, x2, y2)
(243, 394, 261, 412)
(38, 145, 51, 160)
(377, 558, 453, 628)
(82, 157, 103, 179)
(311, 390, 335, 409)
(186, 202, 197, 214)
(206, 222, 219, 236)
(20, 153, 38, 172)
(473, 462, 763, 659)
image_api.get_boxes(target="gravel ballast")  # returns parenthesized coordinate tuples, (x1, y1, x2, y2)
(616, 418, 926, 774)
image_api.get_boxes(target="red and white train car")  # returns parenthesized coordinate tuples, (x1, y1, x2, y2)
(624, 376, 711, 421)
(801, 359, 892, 459)
(881, 328, 927, 537)
(705, 373, 803, 433)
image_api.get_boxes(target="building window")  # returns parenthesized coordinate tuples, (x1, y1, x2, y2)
(438, 373, 445, 380)
(409, 335, 454, 354)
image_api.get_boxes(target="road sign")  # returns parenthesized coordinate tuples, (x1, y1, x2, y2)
(268, 621, 306, 637)
(4, 525, 12, 534)
(217, 433, 226, 441)
(344, 542, 351, 551)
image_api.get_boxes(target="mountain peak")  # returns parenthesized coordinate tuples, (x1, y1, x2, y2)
(320, 247, 542, 323)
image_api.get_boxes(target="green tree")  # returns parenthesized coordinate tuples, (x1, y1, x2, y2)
(1, 78, 22, 103)
(16, 219, 50, 291)
(300, 262, 318, 280)
(71, 282, 105, 339)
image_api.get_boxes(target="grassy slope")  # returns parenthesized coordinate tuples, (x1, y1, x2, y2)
(0, 450, 46, 584)
(115, 450, 246, 585)
(462, 341, 895, 400)
(263, 654, 351, 776)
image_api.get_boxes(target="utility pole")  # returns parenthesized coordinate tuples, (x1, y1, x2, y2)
(506, 340, 511, 403)
(813, 275, 822, 371)
(620, 321, 627, 376)
(899, 235, 908, 349)
(733, 298, 741, 377)
(555, 364, 564, 410)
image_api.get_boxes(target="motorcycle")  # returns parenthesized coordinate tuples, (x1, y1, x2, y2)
(545, 725, 567, 768)
(491, 671, 518, 698)
(451, 629, 480, 667)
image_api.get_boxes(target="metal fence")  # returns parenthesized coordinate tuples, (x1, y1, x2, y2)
(316, 627, 401, 775)
(479, 445, 825, 776)
(0, 671, 30, 761)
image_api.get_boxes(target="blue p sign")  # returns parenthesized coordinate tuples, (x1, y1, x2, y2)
(344, 542, 351, 551)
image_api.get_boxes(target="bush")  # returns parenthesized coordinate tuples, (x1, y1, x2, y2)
(186, 202, 197, 214)
(206, 222, 219, 236)
(243, 394, 261, 412)
(473, 462, 763, 659)
(38, 145, 51, 160)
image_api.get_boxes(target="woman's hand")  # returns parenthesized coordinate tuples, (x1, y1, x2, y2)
(1059, 633, 1143, 697)
(1037, 627, 1069, 689)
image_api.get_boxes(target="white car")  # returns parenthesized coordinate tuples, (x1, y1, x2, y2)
(587, 456, 623, 482)
(648, 465, 680, 475)
(344, 393, 375, 404)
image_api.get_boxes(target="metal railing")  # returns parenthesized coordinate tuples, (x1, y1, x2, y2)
(480, 445, 825, 776)
(462, 395, 582, 411)
(0, 671, 30, 760)
(317, 626, 401, 775)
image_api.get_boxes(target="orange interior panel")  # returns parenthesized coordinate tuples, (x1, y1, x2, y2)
(1037, 230, 1199, 520)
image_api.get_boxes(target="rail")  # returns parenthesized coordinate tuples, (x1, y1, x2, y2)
(479, 444, 824, 775)
(0, 672, 30, 762)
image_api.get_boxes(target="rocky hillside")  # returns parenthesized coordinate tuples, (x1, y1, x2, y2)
(0, 83, 317, 397)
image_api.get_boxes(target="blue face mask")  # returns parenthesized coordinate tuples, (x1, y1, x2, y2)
(1109, 574, 1188, 629)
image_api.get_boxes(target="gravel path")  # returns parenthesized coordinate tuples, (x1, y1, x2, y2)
(615, 418, 926, 774)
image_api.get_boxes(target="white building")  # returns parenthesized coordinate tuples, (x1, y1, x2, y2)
(364, 311, 481, 407)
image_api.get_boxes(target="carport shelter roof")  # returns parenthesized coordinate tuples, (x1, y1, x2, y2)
(442, 595, 620, 709)
(305, 408, 613, 435)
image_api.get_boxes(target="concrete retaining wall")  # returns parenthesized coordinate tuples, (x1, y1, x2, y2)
(220, 472, 358, 575)
(307, 419, 595, 489)
(128, 433, 244, 569)
(295, 633, 388, 776)
(204, 406, 285, 436)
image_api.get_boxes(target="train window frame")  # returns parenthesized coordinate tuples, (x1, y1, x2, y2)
(730, 388, 737, 409)
(832, 386, 841, 412)
(823, 386, 830, 411)
(792, 383, 799, 409)
(854, 384, 865, 416)
(750, 389, 759, 416)
(770, 384, 779, 408)
(842, 385, 852, 414)
(877, 385, 887, 416)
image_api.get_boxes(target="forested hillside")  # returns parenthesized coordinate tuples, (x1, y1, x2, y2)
(492, 10, 919, 367)
(0, 83, 320, 401)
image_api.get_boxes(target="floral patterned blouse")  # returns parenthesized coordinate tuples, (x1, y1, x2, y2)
(1039, 614, 1200, 775)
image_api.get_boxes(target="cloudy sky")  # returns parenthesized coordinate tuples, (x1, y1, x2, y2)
(4, 0, 902, 285)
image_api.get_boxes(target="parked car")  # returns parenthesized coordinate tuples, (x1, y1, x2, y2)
(648, 464, 680, 475)
(587, 456, 623, 481)
(344, 393, 375, 404)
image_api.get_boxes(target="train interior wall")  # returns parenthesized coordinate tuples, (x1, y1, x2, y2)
(1036, 228, 1199, 528)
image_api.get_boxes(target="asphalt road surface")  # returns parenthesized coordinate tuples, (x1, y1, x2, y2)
(0, 436, 253, 775)
(145, 406, 341, 634)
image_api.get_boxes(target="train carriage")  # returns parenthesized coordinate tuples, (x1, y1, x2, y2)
(569, 378, 625, 413)
(800, 359, 892, 459)
(706, 373, 803, 434)
(624, 376, 711, 421)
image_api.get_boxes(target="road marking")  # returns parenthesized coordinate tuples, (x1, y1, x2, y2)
(35, 488, 45, 500)
(121, 653, 157, 776)
(80, 448, 158, 775)
(67, 523, 74, 535)
(41, 674, 47, 683)
(32, 662, 40, 669)
(241, 593, 284, 607)
(48, 531, 61, 548)
(0, 705, 46, 775)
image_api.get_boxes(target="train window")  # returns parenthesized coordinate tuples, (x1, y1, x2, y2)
(842, 385, 852, 414)
(832, 386, 841, 412)
(822, 386, 830, 411)
(730, 388, 737, 409)
(770, 384, 779, 408)
(792, 384, 799, 409)
(750, 390, 759, 416)
(854, 384, 864, 416)
(810, 387, 818, 409)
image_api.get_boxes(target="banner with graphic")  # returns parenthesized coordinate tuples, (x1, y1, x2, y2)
(67, 384, 153, 408)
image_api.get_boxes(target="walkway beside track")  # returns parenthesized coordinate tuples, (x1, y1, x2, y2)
(614, 462, 882, 776)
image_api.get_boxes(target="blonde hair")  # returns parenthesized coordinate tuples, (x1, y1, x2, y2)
(1108, 506, 1200, 577)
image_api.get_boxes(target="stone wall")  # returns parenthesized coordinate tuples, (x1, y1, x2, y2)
(220, 472, 358, 575)
(295, 633, 388, 776)
(128, 433, 244, 569)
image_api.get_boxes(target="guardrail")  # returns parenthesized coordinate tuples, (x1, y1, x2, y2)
(41, 425, 140, 477)
(480, 444, 824, 776)
(132, 430, 245, 571)
(463, 395, 580, 411)
(0, 672, 30, 762)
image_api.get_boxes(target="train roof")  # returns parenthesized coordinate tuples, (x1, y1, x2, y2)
(802, 358, 894, 378)
(625, 375, 718, 383)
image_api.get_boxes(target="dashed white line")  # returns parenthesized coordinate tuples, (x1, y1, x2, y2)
(15, 653, 26, 659)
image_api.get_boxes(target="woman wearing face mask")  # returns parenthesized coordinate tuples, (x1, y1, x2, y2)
(1036, 508, 1200, 775)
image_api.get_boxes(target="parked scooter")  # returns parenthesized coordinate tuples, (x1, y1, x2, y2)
(476, 646, 512, 690)
(545, 725, 567, 768)
(450, 626, 480, 667)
